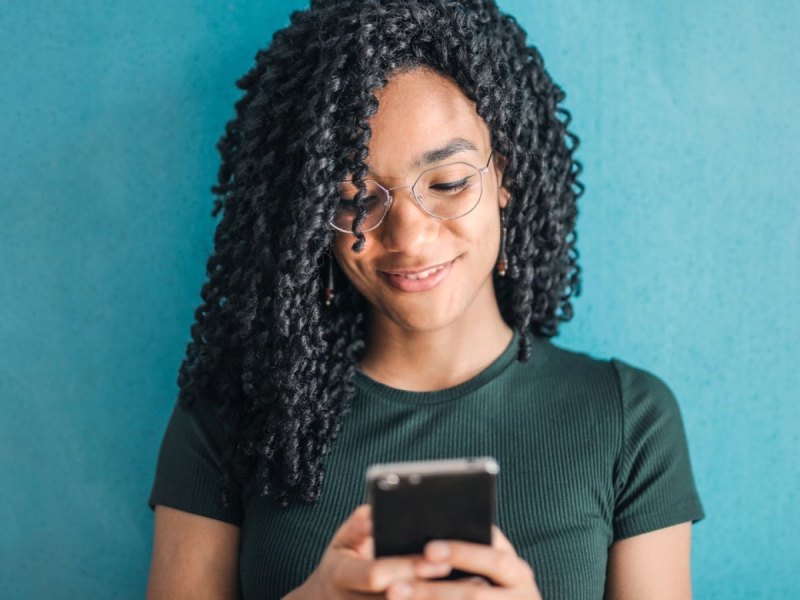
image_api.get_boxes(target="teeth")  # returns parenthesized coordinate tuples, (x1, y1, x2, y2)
(394, 264, 445, 280)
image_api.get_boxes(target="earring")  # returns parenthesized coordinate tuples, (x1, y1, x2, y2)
(496, 207, 508, 276)
(324, 252, 335, 306)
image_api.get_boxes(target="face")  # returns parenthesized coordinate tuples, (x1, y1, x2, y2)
(332, 66, 509, 333)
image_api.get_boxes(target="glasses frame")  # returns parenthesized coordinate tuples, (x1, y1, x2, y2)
(330, 150, 495, 233)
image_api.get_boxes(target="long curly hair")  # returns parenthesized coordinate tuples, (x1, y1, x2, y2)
(176, 0, 584, 509)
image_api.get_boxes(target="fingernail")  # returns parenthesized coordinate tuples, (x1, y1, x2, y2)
(390, 582, 412, 599)
(417, 560, 451, 577)
(427, 541, 450, 559)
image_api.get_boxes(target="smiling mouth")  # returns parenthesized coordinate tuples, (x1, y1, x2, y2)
(382, 259, 455, 280)
(386, 263, 448, 280)
(379, 258, 456, 293)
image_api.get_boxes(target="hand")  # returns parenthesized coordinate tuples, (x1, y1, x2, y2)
(385, 525, 542, 599)
(285, 504, 453, 599)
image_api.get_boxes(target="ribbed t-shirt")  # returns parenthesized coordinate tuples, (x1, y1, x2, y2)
(148, 329, 705, 599)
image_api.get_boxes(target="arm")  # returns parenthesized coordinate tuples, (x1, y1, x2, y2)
(146, 505, 241, 600)
(604, 521, 693, 600)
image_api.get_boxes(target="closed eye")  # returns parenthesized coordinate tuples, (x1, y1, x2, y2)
(430, 178, 470, 192)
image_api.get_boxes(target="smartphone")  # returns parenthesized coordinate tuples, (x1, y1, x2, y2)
(365, 456, 499, 581)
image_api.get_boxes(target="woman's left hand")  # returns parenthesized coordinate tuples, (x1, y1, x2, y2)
(386, 525, 542, 599)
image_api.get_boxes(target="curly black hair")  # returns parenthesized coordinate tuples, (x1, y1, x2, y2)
(176, 0, 584, 509)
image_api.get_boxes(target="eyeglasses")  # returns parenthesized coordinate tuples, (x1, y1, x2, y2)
(330, 150, 495, 233)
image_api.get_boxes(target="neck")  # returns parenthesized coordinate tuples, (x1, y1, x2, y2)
(357, 279, 514, 392)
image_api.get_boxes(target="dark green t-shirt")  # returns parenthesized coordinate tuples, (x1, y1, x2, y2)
(148, 330, 705, 599)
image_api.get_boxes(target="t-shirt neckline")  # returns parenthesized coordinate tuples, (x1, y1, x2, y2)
(353, 328, 522, 405)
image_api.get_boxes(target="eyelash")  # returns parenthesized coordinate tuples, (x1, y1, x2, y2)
(431, 177, 469, 191)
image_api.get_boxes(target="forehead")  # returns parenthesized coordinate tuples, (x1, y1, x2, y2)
(361, 67, 489, 178)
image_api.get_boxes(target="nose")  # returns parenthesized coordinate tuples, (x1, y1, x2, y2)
(379, 186, 440, 253)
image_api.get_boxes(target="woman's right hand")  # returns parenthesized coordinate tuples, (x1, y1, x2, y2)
(285, 503, 452, 599)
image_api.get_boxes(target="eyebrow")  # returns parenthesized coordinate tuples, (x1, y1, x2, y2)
(409, 138, 479, 169)
(355, 138, 480, 180)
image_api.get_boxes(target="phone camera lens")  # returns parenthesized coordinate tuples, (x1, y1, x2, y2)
(377, 473, 400, 490)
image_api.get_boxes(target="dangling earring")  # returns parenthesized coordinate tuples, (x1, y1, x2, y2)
(496, 207, 508, 276)
(324, 252, 335, 306)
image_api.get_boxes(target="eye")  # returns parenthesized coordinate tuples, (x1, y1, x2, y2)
(430, 177, 470, 192)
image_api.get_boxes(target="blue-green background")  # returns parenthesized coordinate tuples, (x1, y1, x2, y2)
(2, 1, 798, 597)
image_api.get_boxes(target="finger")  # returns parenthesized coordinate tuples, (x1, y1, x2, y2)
(490, 525, 516, 552)
(331, 504, 372, 549)
(387, 578, 506, 600)
(332, 553, 439, 593)
(423, 539, 531, 588)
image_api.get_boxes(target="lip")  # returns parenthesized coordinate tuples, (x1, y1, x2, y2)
(381, 259, 453, 276)
(379, 258, 456, 293)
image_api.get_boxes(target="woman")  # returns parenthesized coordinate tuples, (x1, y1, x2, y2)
(146, 1, 704, 598)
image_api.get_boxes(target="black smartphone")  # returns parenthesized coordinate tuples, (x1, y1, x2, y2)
(365, 456, 498, 581)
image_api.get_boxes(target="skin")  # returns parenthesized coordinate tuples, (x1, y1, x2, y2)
(147, 505, 241, 600)
(148, 65, 695, 600)
(332, 66, 514, 392)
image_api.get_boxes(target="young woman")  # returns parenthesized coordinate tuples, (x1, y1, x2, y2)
(146, 1, 704, 598)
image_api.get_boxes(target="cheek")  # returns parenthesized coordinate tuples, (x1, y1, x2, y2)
(333, 238, 357, 278)
(456, 212, 500, 267)
(333, 236, 375, 294)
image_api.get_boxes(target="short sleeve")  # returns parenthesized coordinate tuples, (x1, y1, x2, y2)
(147, 396, 243, 526)
(610, 358, 705, 541)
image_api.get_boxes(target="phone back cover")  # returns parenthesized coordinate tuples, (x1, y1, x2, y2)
(368, 470, 495, 559)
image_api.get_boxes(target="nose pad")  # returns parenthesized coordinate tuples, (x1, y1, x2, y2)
(380, 187, 438, 251)
(384, 186, 427, 223)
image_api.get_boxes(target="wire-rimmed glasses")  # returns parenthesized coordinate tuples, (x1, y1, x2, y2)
(330, 150, 494, 233)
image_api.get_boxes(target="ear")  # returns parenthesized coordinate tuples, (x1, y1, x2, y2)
(492, 151, 511, 209)
(500, 185, 511, 210)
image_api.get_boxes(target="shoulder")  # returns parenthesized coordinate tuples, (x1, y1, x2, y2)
(525, 334, 617, 383)
(520, 335, 682, 422)
(608, 357, 685, 428)
(533, 333, 675, 388)
(609, 356, 675, 396)
(522, 334, 619, 400)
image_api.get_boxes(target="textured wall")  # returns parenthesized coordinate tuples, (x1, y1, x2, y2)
(1, 0, 797, 597)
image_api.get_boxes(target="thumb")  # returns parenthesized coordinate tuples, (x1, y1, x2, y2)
(491, 524, 516, 553)
(331, 504, 372, 550)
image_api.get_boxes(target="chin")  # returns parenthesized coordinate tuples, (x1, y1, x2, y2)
(384, 301, 464, 333)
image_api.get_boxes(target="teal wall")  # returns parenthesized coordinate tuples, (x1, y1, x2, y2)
(2, 1, 797, 597)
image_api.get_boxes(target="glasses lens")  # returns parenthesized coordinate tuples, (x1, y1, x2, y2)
(332, 180, 387, 231)
(414, 163, 482, 219)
